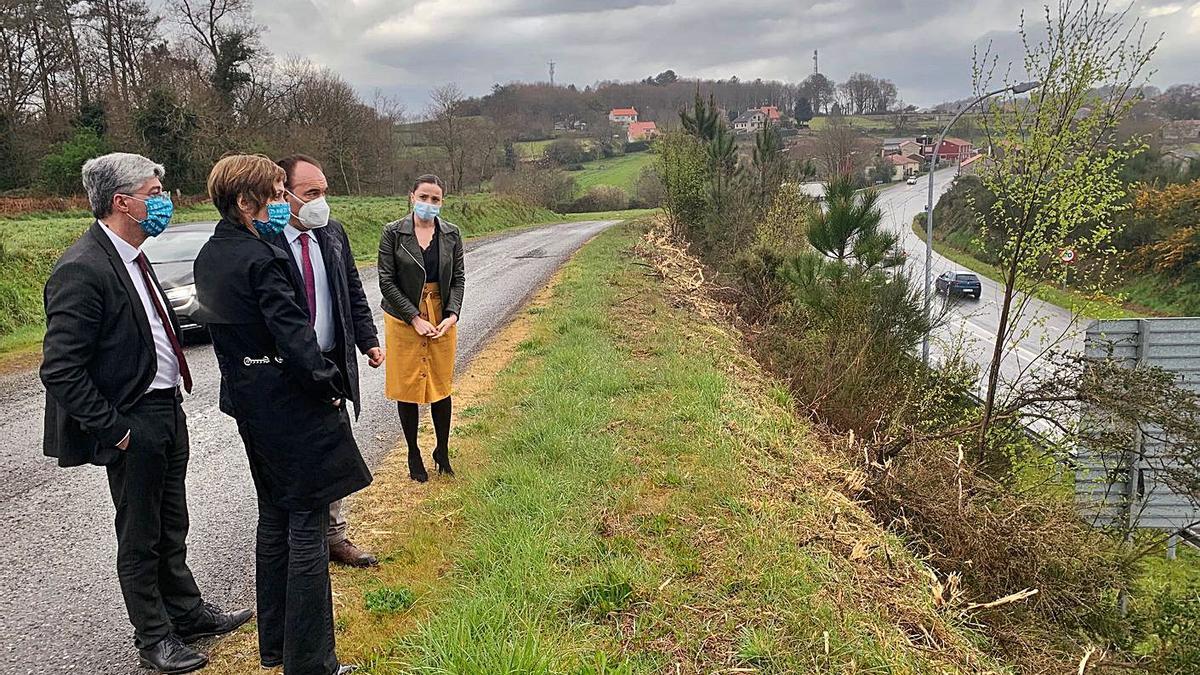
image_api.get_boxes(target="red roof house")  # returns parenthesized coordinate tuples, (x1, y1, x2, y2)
(924, 136, 975, 162)
(627, 121, 658, 142)
(758, 106, 782, 121)
(608, 107, 639, 124)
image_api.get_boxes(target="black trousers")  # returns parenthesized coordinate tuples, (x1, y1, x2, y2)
(255, 503, 339, 675)
(104, 388, 203, 649)
(237, 419, 339, 675)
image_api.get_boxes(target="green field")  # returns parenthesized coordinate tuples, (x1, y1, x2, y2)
(513, 139, 555, 158)
(572, 152, 654, 195)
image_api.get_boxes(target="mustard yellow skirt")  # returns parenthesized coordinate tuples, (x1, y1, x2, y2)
(384, 282, 457, 403)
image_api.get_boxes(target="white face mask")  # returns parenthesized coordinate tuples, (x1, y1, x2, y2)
(289, 190, 330, 229)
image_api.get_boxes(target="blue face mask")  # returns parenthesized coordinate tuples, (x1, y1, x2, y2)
(253, 201, 292, 237)
(413, 201, 441, 222)
(125, 194, 174, 237)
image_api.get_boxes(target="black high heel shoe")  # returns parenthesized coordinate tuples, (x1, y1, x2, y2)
(433, 447, 454, 476)
(408, 447, 429, 483)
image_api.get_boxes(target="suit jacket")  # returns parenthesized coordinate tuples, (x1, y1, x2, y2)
(265, 218, 379, 418)
(194, 219, 371, 510)
(40, 221, 185, 467)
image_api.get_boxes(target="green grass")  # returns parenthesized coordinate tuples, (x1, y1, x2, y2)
(338, 222, 1001, 672)
(1119, 273, 1200, 317)
(513, 139, 556, 158)
(363, 586, 417, 615)
(571, 152, 654, 195)
(911, 220, 1142, 320)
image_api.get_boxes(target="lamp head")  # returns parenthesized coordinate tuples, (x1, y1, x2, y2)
(1011, 81, 1042, 94)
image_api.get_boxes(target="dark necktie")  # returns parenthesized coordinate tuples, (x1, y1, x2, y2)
(134, 253, 193, 393)
(299, 234, 317, 326)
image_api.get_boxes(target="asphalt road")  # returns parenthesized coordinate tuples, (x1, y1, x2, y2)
(0, 218, 617, 675)
(875, 173, 1083, 398)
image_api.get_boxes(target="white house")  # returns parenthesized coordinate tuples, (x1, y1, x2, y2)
(608, 107, 638, 125)
(732, 109, 767, 134)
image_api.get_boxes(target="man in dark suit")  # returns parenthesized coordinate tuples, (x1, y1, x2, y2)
(41, 152, 252, 674)
(268, 154, 384, 568)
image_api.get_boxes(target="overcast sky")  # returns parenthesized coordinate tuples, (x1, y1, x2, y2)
(246, 0, 1200, 113)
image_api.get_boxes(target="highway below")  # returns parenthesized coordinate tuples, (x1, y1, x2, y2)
(875, 172, 1084, 399)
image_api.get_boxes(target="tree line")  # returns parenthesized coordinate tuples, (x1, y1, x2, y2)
(1, 0, 406, 196)
(2, 0, 918, 202)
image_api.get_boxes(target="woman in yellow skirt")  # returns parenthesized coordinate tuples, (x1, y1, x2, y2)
(377, 175, 465, 482)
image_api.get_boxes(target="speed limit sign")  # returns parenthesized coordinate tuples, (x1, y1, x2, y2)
(1060, 249, 1076, 264)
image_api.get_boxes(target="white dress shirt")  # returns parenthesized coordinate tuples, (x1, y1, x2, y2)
(98, 222, 181, 392)
(284, 224, 335, 352)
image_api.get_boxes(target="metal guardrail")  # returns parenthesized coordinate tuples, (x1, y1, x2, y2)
(1181, 527, 1200, 551)
(1078, 318, 1200, 534)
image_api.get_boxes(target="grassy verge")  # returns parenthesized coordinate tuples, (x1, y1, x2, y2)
(911, 220, 1142, 320)
(572, 152, 654, 195)
(1120, 273, 1200, 317)
(210, 221, 1001, 673)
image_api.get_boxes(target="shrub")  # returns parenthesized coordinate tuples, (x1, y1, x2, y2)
(656, 132, 709, 239)
(491, 166, 576, 211)
(570, 185, 628, 213)
(631, 165, 664, 209)
(755, 182, 814, 255)
(545, 138, 590, 166)
(864, 437, 1130, 663)
(761, 270, 932, 436)
(38, 127, 109, 195)
(731, 242, 791, 324)
(1135, 579, 1200, 673)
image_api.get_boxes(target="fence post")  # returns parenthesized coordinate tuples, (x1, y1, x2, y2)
(1119, 319, 1151, 616)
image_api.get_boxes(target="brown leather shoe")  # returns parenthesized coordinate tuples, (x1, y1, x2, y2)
(329, 539, 378, 568)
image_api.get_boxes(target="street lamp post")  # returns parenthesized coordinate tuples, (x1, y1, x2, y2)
(921, 80, 1041, 366)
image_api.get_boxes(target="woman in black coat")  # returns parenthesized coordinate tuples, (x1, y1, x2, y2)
(193, 154, 367, 675)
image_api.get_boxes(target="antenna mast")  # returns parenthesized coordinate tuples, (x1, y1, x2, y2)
(548, 61, 556, 86)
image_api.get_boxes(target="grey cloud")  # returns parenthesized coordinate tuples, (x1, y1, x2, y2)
(248, 0, 1200, 110)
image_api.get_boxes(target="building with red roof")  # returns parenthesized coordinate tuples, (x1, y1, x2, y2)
(626, 121, 658, 142)
(608, 107, 639, 125)
(758, 105, 781, 121)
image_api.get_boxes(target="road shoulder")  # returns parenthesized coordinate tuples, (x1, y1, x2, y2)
(207, 220, 998, 672)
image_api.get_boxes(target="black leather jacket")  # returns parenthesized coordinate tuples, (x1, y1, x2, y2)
(377, 214, 465, 323)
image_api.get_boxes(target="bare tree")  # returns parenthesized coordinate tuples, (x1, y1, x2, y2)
(839, 72, 875, 115)
(0, 1, 48, 117)
(813, 115, 871, 178)
(171, 0, 246, 63)
(428, 83, 467, 192)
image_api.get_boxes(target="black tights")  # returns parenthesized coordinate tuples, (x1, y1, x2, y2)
(397, 396, 452, 455)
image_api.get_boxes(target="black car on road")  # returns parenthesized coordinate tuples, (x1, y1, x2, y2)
(936, 270, 982, 300)
(140, 220, 217, 334)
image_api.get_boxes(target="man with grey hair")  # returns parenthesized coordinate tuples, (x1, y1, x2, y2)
(41, 152, 251, 674)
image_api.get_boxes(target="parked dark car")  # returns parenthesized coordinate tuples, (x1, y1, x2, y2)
(936, 270, 982, 300)
(140, 220, 217, 334)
